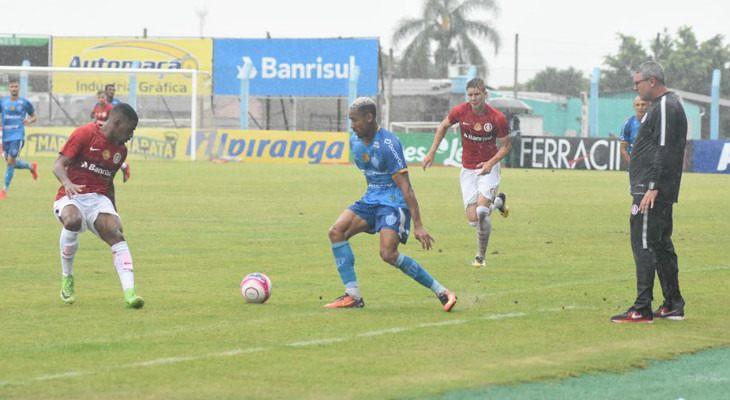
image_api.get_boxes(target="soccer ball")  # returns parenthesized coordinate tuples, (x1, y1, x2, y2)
(240, 273, 272, 304)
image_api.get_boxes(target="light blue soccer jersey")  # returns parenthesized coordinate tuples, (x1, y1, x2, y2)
(619, 115, 641, 155)
(0, 97, 35, 142)
(350, 128, 408, 209)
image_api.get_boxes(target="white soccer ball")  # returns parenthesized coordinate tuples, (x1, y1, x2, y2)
(240, 273, 272, 304)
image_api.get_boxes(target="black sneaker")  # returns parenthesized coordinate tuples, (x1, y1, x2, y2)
(610, 307, 653, 323)
(495, 192, 509, 217)
(653, 304, 685, 320)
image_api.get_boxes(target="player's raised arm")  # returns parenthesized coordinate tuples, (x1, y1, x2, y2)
(53, 154, 85, 199)
(422, 117, 453, 170)
(393, 171, 434, 250)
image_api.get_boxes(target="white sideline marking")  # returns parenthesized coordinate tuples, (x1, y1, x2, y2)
(483, 312, 526, 320)
(134, 357, 197, 367)
(216, 348, 267, 357)
(417, 319, 467, 328)
(288, 338, 346, 347)
(357, 327, 407, 337)
(34, 371, 88, 381)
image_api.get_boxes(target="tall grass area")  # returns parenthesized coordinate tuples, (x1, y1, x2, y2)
(1, 158, 728, 399)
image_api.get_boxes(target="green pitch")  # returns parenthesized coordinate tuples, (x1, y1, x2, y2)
(1, 159, 728, 399)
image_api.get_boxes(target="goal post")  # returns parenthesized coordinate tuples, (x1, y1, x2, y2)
(0, 65, 209, 160)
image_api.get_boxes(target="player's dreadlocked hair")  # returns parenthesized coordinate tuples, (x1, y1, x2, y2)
(349, 97, 377, 118)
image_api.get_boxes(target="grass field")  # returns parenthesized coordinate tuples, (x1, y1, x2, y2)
(1, 158, 729, 399)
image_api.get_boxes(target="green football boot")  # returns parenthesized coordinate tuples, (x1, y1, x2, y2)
(124, 288, 145, 309)
(60, 275, 76, 304)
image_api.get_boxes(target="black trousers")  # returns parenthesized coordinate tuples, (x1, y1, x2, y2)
(629, 195, 684, 311)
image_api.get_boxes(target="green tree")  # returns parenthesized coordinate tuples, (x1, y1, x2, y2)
(601, 26, 730, 96)
(391, 0, 501, 79)
(600, 34, 649, 92)
(525, 67, 589, 97)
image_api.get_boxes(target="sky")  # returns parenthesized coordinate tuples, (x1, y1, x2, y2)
(3, 0, 729, 88)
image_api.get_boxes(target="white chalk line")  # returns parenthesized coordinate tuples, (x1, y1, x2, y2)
(7, 263, 727, 388)
(5, 308, 589, 387)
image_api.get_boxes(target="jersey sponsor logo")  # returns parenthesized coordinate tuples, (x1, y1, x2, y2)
(384, 138, 405, 169)
(462, 132, 493, 142)
(79, 161, 113, 177)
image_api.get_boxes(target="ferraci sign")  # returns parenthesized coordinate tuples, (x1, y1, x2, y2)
(213, 38, 378, 96)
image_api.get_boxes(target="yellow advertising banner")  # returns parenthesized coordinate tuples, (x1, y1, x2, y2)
(52, 37, 212, 96)
(24, 126, 188, 161)
(23, 127, 350, 164)
(191, 129, 350, 164)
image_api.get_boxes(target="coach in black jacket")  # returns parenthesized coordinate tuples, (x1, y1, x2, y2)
(611, 61, 687, 323)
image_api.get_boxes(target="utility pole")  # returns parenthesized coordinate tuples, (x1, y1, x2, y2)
(196, 8, 208, 37)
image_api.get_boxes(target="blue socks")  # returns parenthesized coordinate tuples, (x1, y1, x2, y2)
(332, 241, 445, 297)
(332, 241, 357, 287)
(4, 160, 30, 190)
(396, 254, 443, 294)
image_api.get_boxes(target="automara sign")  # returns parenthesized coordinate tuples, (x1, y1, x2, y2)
(213, 38, 378, 96)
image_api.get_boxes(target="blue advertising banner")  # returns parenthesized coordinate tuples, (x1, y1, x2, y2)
(214, 38, 378, 96)
(693, 140, 730, 174)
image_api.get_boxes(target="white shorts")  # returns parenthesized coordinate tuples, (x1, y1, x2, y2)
(460, 163, 501, 209)
(53, 193, 120, 238)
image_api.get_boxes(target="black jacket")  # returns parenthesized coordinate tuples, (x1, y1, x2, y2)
(629, 91, 687, 203)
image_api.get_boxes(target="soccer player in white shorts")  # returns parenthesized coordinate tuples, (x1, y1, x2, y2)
(52, 103, 144, 309)
(423, 78, 511, 268)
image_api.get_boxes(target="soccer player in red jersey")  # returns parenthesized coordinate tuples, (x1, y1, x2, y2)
(422, 78, 511, 268)
(52, 103, 144, 308)
(91, 90, 114, 124)
(91, 90, 131, 182)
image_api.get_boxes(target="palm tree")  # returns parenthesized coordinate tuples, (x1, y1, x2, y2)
(391, 0, 501, 79)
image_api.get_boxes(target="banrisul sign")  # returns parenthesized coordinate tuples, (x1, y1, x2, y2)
(213, 38, 378, 96)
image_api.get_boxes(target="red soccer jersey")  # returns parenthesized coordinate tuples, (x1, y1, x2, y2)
(56, 123, 128, 200)
(93, 103, 114, 122)
(448, 102, 510, 169)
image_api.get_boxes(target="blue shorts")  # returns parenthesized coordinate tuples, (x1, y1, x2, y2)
(349, 201, 411, 244)
(2, 140, 24, 159)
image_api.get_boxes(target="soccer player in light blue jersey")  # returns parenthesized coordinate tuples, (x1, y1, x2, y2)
(324, 97, 457, 312)
(0, 77, 38, 198)
(619, 95, 649, 166)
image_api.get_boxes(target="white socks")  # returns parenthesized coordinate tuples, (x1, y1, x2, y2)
(111, 241, 135, 291)
(476, 206, 492, 259)
(60, 228, 79, 277)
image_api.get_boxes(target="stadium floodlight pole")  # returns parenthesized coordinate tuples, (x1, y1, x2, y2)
(589, 67, 601, 137)
(710, 69, 721, 141)
(347, 65, 360, 133)
(191, 69, 198, 161)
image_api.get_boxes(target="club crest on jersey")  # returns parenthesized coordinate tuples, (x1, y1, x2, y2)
(113, 152, 122, 164)
(102, 150, 111, 160)
(631, 204, 639, 215)
(362, 154, 370, 163)
(484, 123, 493, 132)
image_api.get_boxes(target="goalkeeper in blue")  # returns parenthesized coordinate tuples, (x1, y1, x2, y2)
(324, 97, 457, 312)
